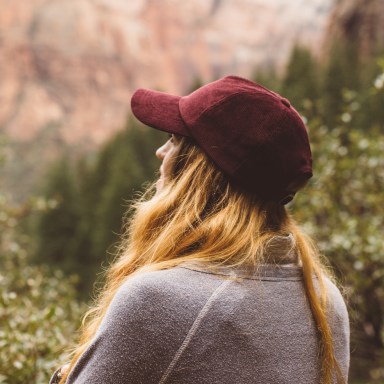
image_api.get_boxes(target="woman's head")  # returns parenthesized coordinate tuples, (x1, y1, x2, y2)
(132, 75, 313, 204)
(132, 133, 292, 272)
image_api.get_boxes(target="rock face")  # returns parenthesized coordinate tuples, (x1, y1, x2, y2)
(0, 0, 334, 147)
(323, 0, 384, 57)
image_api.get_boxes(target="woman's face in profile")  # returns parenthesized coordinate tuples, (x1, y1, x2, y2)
(155, 134, 182, 192)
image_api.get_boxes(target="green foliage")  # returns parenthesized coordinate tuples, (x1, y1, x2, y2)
(357, 57, 384, 132)
(90, 120, 164, 261)
(0, 190, 85, 383)
(252, 66, 281, 94)
(31, 122, 165, 297)
(322, 42, 361, 128)
(281, 45, 321, 118)
(34, 157, 80, 272)
(291, 73, 384, 382)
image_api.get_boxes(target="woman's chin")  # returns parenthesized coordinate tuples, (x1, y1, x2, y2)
(155, 178, 165, 194)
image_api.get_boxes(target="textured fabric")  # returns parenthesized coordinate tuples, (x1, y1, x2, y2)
(65, 262, 350, 383)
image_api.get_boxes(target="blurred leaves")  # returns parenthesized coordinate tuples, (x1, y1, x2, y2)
(291, 69, 384, 382)
(0, 190, 85, 383)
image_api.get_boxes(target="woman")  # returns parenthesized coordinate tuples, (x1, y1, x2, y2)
(52, 76, 349, 383)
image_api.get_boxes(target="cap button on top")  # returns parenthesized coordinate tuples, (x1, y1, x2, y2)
(281, 98, 291, 108)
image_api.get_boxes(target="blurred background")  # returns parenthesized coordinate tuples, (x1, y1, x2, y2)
(0, 0, 383, 382)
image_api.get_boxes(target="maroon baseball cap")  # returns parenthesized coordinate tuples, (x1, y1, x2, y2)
(131, 75, 312, 204)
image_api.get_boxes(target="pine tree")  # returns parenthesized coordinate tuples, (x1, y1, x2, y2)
(322, 41, 360, 128)
(252, 66, 281, 94)
(87, 120, 165, 274)
(34, 156, 80, 273)
(356, 53, 384, 132)
(281, 45, 320, 119)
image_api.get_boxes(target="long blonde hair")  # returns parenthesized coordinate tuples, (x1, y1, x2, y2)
(61, 137, 344, 384)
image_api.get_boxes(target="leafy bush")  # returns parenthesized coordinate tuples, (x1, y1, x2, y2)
(292, 78, 384, 382)
(0, 193, 86, 383)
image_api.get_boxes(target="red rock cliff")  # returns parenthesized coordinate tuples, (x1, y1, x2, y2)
(0, 0, 334, 146)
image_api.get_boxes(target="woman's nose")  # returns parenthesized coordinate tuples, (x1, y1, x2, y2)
(156, 144, 167, 161)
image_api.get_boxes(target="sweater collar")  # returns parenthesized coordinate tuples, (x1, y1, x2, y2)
(179, 233, 302, 280)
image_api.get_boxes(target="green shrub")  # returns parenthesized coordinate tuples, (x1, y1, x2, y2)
(292, 82, 384, 382)
(0, 194, 86, 383)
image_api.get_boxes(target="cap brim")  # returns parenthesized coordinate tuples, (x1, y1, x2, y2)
(131, 89, 191, 137)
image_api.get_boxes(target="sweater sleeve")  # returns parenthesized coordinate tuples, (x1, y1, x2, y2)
(324, 277, 350, 377)
(65, 268, 222, 384)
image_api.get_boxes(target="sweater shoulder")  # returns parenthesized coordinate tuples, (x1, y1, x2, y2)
(104, 266, 223, 325)
(116, 266, 222, 298)
(323, 277, 349, 318)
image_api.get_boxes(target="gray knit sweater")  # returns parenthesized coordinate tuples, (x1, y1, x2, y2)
(63, 260, 350, 383)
